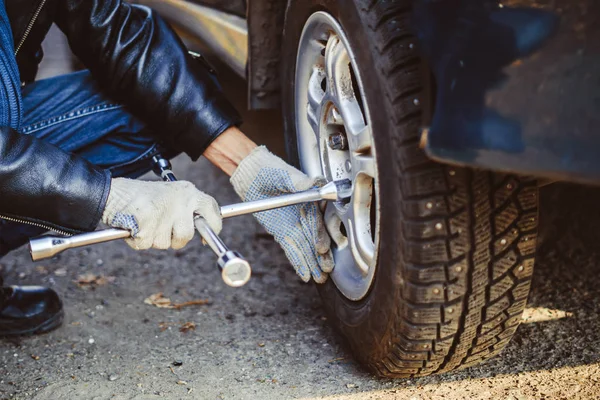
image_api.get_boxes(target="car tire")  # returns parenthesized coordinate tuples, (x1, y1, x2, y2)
(281, 0, 539, 378)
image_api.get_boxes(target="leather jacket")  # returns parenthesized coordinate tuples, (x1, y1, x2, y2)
(0, 0, 241, 234)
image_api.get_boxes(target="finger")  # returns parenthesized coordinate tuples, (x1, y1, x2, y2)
(128, 235, 152, 251)
(124, 238, 140, 250)
(296, 221, 329, 282)
(318, 200, 327, 213)
(171, 216, 195, 250)
(317, 249, 335, 274)
(127, 209, 156, 250)
(297, 204, 331, 280)
(312, 176, 328, 188)
(314, 211, 332, 255)
(307, 245, 328, 283)
(279, 236, 312, 282)
(325, 212, 346, 246)
(152, 222, 173, 250)
(194, 194, 222, 234)
(299, 203, 330, 256)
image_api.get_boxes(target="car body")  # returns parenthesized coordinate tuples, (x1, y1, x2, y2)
(134, 0, 599, 183)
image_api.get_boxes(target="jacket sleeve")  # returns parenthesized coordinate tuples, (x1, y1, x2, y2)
(0, 127, 111, 234)
(54, 0, 242, 161)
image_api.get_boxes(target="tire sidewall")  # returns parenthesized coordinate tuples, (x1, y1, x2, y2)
(281, 0, 407, 362)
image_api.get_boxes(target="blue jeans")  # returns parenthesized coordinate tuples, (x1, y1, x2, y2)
(0, 70, 172, 256)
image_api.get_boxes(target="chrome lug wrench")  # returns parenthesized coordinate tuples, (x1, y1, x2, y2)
(28, 164, 352, 285)
(30, 155, 251, 288)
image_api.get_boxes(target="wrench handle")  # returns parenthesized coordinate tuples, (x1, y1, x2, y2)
(29, 213, 242, 261)
(194, 217, 227, 255)
(29, 228, 131, 261)
(28, 187, 327, 261)
(220, 190, 322, 218)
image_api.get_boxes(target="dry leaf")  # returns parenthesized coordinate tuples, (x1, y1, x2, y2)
(144, 293, 209, 309)
(172, 299, 210, 309)
(179, 322, 196, 333)
(75, 273, 115, 288)
(158, 322, 174, 332)
(521, 307, 573, 323)
(145, 293, 173, 308)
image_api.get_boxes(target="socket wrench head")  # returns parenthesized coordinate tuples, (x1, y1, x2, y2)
(29, 236, 70, 261)
(318, 179, 352, 203)
(219, 251, 252, 287)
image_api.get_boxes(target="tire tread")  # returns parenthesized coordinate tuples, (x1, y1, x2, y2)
(355, 0, 538, 378)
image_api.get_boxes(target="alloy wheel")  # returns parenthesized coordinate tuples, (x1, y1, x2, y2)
(294, 11, 380, 301)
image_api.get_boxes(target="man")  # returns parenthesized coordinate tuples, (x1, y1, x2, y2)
(0, 0, 333, 336)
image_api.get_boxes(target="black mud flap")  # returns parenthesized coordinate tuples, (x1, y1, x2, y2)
(416, 0, 600, 185)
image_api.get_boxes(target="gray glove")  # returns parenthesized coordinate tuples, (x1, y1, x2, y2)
(230, 146, 334, 283)
(102, 178, 222, 250)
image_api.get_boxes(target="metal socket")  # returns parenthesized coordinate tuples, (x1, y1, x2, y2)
(219, 251, 252, 287)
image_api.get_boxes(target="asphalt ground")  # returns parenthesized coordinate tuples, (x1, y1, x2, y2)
(1, 26, 600, 400)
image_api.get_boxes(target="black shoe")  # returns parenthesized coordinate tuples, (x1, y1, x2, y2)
(0, 286, 64, 336)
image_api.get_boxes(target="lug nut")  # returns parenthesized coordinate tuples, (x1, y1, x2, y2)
(328, 132, 348, 151)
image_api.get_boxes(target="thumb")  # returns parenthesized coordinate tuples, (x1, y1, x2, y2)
(193, 193, 223, 234)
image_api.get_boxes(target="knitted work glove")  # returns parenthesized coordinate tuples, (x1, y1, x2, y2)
(230, 146, 334, 283)
(102, 178, 221, 250)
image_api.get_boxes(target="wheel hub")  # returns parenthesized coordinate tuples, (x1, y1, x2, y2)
(294, 11, 380, 301)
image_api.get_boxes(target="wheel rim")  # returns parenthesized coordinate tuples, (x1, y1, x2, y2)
(294, 11, 379, 301)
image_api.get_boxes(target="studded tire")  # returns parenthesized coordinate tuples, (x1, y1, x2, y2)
(281, 0, 539, 378)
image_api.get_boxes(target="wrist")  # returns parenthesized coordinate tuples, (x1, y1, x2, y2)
(204, 126, 257, 176)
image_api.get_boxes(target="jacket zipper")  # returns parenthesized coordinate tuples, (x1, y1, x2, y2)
(0, 214, 73, 237)
(2, 0, 63, 236)
(14, 0, 48, 56)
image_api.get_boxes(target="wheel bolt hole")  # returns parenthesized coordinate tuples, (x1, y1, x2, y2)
(345, 160, 352, 173)
(340, 221, 348, 238)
